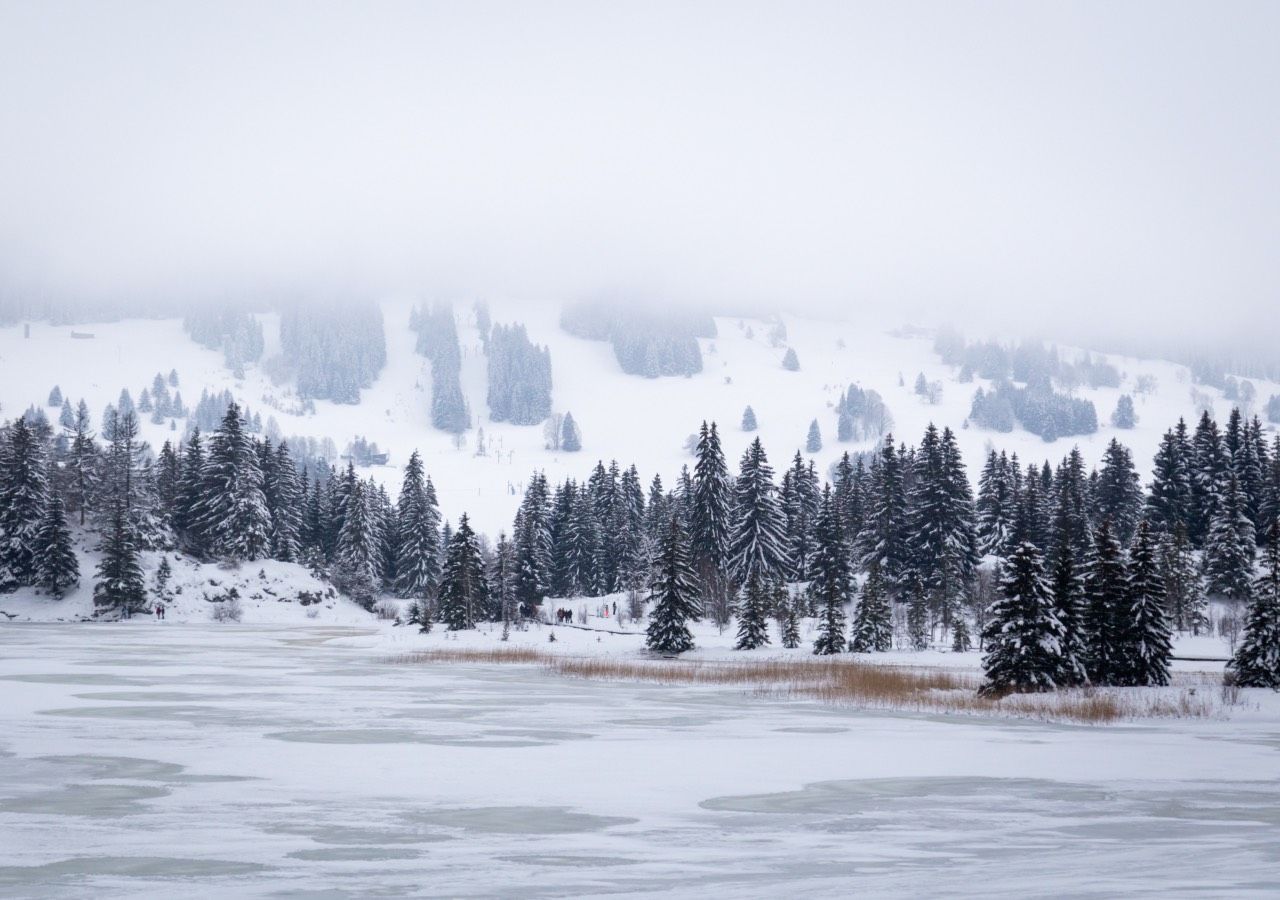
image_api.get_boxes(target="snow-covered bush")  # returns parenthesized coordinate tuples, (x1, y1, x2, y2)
(211, 597, 243, 622)
(373, 599, 400, 621)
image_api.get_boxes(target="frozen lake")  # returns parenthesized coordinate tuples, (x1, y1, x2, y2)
(1, 624, 1279, 897)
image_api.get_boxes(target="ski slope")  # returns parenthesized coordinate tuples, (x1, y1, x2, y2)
(1, 301, 1276, 537)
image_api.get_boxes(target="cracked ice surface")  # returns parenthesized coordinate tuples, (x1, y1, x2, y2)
(1, 623, 1279, 897)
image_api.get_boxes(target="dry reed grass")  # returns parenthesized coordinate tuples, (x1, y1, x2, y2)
(392, 647, 1221, 724)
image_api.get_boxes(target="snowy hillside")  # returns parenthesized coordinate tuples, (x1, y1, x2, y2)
(2, 300, 1276, 537)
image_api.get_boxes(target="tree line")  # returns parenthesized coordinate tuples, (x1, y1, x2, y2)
(1, 402, 1277, 691)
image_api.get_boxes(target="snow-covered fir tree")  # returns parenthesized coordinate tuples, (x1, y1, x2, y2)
(1093, 439, 1144, 545)
(334, 479, 381, 608)
(93, 503, 146, 617)
(392, 451, 441, 598)
(811, 488, 850, 655)
(1203, 471, 1255, 602)
(1083, 520, 1128, 685)
(805, 419, 822, 453)
(1160, 524, 1206, 633)
(850, 562, 892, 652)
(781, 347, 799, 371)
(1146, 420, 1192, 535)
(436, 514, 489, 631)
(0, 417, 50, 588)
(735, 573, 772, 650)
(741, 405, 757, 432)
(35, 494, 78, 597)
(979, 541, 1066, 696)
(976, 450, 1016, 559)
(1228, 524, 1280, 688)
(1048, 527, 1089, 686)
(490, 531, 518, 632)
(690, 421, 732, 607)
(561, 412, 582, 452)
(646, 515, 698, 655)
(728, 438, 789, 583)
(197, 404, 272, 561)
(1117, 519, 1173, 686)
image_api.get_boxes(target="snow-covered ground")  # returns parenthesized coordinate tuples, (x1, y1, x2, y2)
(3, 301, 1274, 536)
(1, 622, 1278, 897)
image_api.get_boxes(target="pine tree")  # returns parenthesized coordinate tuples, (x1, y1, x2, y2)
(951, 614, 972, 652)
(1048, 528, 1088, 685)
(690, 421, 732, 611)
(268, 442, 303, 562)
(174, 429, 207, 553)
(905, 570, 930, 650)
(153, 555, 173, 604)
(805, 419, 822, 453)
(436, 514, 489, 630)
(850, 562, 892, 652)
(198, 405, 272, 561)
(735, 572, 772, 650)
(1203, 471, 1256, 602)
(1160, 523, 1206, 633)
(1117, 520, 1173, 686)
(728, 438, 789, 583)
(1094, 439, 1143, 545)
(741, 405, 757, 432)
(561, 412, 582, 452)
(857, 435, 911, 587)
(0, 417, 50, 586)
(392, 451, 441, 598)
(491, 531, 518, 632)
(979, 541, 1066, 696)
(1111, 394, 1137, 429)
(334, 480, 380, 608)
(1146, 420, 1192, 535)
(646, 515, 697, 654)
(811, 488, 850, 655)
(1190, 411, 1225, 545)
(781, 347, 799, 371)
(1228, 524, 1280, 688)
(93, 503, 146, 617)
(1083, 520, 1127, 685)
(976, 450, 1016, 559)
(515, 473, 552, 616)
(35, 495, 78, 597)
(780, 590, 802, 649)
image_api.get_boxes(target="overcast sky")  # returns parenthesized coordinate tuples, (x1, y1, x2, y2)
(1, 1, 1276, 343)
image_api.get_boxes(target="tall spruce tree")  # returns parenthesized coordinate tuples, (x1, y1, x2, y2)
(1094, 439, 1144, 545)
(1146, 420, 1192, 535)
(850, 562, 892, 652)
(1048, 527, 1088, 686)
(93, 503, 145, 617)
(436, 514, 489, 630)
(0, 417, 50, 586)
(811, 488, 850, 655)
(979, 541, 1066, 696)
(728, 438, 789, 583)
(392, 451, 441, 598)
(734, 572, 772, 650)
(646, 515, 698, 654)
(1160, 524, 1206, 633)
(1117, 519, 1173, 686)
(198, 405, 272, 561)
(35, 495, 79, 597)
(1203, 471, 1255, 602)
(857, 434, 911, 587)
(1228, 524, 1280, 688)
(1083, 520, 1128, 685)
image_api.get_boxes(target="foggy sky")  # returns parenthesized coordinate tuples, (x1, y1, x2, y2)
(1, 1, 1277, 343)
